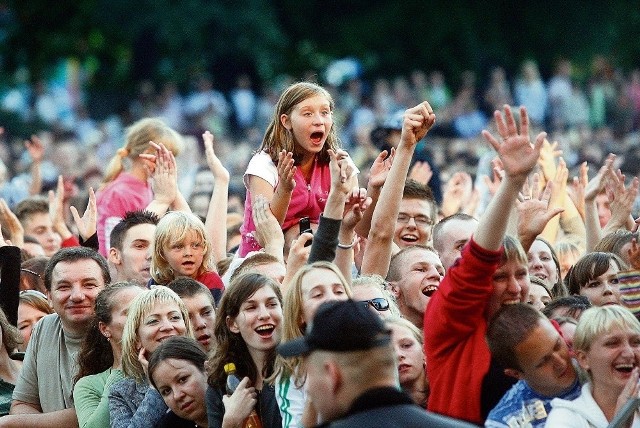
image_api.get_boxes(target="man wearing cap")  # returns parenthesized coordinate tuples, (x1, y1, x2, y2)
(277, 300, 474, 427)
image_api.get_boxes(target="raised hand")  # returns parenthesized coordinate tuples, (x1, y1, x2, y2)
(328, 149, 354, 196)
(482, 157, 505, 197)
(537, 138, 562, 182)
(252, 194, 284, 261)
(482, 105, 545, 182)
(25, 134, 45, 163)
(203, 131, 230, 182)
(367, 149, 394, 190)
(147, 141, 178, 206)
(517, 174, 564, 248)
(442, 172, 474, 217)
(584, 154, 616, 202)
(342, 188, 371, 230)
(408, 160, 433, 186)
(70, 188, 97, 241)
(568, 161, 589, 222)
(398, 101, 436, 149)
(49, 175, 72, 239)
(276, 150, 296, 193)
(0, 198, 24, 247)
(605, 174, 640, 232)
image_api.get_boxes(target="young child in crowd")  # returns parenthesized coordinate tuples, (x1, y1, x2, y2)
(238, 81, 358, 257)
(96, 118, 185, 256)
(150, 211, 224, 304)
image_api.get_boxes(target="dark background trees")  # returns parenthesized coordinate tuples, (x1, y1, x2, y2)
(3, 0, 640, 94)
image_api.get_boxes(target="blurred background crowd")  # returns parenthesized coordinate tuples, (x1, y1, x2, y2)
(1, 1, 640, 216)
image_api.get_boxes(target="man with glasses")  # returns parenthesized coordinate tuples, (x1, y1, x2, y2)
(393, 179, 437, 249)
(2, 247, 109, 428)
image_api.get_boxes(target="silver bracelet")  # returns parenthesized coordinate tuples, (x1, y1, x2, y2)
(337, 236, 357, 249)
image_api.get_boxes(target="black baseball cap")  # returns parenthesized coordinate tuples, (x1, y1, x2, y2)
(277, 299, 391, 357)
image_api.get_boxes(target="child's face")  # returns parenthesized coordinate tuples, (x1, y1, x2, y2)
(280, 94, 333, 158)
(163, 230, 206, 279)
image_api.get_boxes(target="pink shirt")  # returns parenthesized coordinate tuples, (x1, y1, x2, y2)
(96, 172, 152, 256)
(239, 152, 331, 257)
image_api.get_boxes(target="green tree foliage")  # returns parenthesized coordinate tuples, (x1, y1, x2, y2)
(3, 0, 640, 90)
(5, 0, 288, 88)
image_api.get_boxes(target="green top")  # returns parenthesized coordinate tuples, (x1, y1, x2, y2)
(74, 368, 125, 428)
(0, 378, 15, 416)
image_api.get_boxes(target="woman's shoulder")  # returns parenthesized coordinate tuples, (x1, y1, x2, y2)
(109, 376, 146, 397)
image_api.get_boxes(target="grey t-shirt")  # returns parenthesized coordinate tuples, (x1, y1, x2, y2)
(12, 313, 83, 412)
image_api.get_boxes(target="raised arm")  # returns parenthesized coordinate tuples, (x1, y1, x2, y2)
(247, 150, 295, 225)
(583, 154, 616, 251)
(361, 101, 436, 276)
(0, 198, 24, 248)
(25, 135, 44, 197)
(538, 156, 568, 244)
(252, 195, 285, 264)
(602, 172, 639, 236)
(477, 105, 545, 251)
(334, 188, 370, 282)
(516, 174, 564, 252)
(353, 149, 393, 238)
(202, 131, 230, 263)
(69, 188, 97, 243)
(307, 149, 355, 266)
(49, 175, 73, 242)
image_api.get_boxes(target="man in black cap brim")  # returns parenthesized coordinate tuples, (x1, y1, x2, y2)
(277, 299, 476, 428)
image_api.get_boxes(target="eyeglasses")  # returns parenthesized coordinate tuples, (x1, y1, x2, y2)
(358, 297, 390, 312)
(396, 214, 433, 226)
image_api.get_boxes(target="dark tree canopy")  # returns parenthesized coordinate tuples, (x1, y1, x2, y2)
(3, 0, 640, 91)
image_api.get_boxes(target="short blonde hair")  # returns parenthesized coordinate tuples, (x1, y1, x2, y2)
(574, 305, 640, 353)
(121, 286, 193, 383)
(151, 211, 214, 284)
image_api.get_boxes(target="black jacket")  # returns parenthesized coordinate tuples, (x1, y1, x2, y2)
(206, 382, 281, 428)
(316, 387, 478, 428)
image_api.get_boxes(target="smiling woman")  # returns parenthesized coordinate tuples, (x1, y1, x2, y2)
(547, 305, 640, 427)
(108, 286, 193, 428)
(206, 272, 283, 428)
(567, 252, 626, 307)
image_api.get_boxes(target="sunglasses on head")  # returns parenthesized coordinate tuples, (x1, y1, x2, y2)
(358, 297, 390, 312)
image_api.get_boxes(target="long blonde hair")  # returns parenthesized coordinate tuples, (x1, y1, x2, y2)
(258, 82, 340, 165)
(272, 261, 352, 387)
(102, 117, 183, 185)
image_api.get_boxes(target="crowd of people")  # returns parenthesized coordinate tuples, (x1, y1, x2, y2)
(0, 61, 638, 427)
